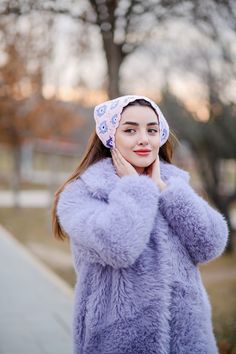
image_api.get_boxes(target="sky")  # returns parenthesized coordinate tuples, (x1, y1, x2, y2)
(10, 9, 235, 121)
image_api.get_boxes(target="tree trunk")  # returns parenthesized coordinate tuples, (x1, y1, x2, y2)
(11, 144, 22, 208)
(103, 40, 123, 98)
(89, 0, 124, 99)
(196, 154, 234, 253)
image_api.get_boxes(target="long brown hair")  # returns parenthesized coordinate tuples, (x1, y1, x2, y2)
(51, 99, 178, 240)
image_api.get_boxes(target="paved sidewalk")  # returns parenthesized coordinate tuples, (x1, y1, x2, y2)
(0, 225, 74, 354)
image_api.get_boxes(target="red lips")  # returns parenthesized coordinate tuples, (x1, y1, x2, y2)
(133, 149, 151, 152)
(134, 149, 151, 156)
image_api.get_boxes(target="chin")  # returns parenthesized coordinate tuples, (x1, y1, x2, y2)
(130, 157, 154, 167)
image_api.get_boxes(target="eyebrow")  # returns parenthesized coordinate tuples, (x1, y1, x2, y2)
(122, 121, 159, 126)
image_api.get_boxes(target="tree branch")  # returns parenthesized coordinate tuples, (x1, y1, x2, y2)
(0, 3, 96, 25)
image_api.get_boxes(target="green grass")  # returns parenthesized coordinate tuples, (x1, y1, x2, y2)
(0, 206, 235, 353)
(209, 278, 236, 353)
(200, 256, 236, 353)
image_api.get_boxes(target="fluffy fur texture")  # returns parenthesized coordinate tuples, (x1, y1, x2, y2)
(57, 157, 229, 354)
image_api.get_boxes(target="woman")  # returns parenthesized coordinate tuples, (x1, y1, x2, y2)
(52, 95, 228, 354)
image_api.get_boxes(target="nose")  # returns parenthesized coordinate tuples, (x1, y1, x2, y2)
(137, 131, 149, 145)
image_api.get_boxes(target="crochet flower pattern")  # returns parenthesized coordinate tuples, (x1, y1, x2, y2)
(106, 137, 113, 148)
(96, 105, 107, 117)
(111, 114, 118, 125)
(110, 99, 119, 109)
(99, 121, 108, 134)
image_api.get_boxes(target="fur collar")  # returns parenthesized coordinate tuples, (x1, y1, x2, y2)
(79, 157, 189, 199)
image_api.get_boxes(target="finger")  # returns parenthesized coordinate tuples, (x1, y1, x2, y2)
(154, 154, 159, 166)
(111, 150, 118, 164)
(115, 149, 126, 165)
(111, 151, 121, 170)
(112, 148, 119, 159)
(111, 149, 116, 160)
(112, 148, 122, 164)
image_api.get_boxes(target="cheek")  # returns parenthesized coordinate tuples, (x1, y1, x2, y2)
(114, 131, 122, 148)
(150, 139, 160, 157)
(115, 133, 132, 149)
(152, 136, 160, 149)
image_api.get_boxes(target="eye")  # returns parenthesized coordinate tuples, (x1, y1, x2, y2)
(124, 129, 136, 133)
(124, 128, 158, 134)
(148, 129, 158, 134)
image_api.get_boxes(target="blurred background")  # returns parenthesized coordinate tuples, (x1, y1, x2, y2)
(0, 0, 235, 352)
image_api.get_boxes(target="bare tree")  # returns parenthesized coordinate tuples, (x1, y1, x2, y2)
(0, 14, 53, 203)
(1, 1, 235, 248)
(161, 88, 236, 252)
(1, 0, 235, 98)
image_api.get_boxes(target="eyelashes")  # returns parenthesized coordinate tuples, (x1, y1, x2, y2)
(124, 129, 159, 134)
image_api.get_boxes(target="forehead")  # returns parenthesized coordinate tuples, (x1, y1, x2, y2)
(120, 105, 159, 123)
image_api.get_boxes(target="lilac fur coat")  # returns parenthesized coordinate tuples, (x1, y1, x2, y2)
(57, 157, 229, 354)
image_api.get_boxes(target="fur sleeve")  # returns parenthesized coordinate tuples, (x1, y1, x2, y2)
(159, 175, 229, 265)
(56, 175, 160, 269)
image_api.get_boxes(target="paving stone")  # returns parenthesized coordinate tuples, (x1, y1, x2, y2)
(0, 225, 74, 354)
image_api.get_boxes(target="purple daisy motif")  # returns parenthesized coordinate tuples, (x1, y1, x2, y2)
(106, 137, 113, 148)
(96, 105, 107, 117)
(110, 100, 119, 109)
(111, 114, 118, 125)
(99, 121, 108, 134)
(161, 128, 167, 140)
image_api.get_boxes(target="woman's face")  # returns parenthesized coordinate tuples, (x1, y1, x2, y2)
(115, 105, 160, 173)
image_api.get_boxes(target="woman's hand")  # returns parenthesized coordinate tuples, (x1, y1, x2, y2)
(145, 154, 167, 191)
(111, 148, 138, 177)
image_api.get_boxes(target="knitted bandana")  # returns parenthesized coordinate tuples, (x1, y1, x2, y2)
(94, 95, 170, 149)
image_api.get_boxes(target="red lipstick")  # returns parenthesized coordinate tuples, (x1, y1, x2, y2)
(134, 149, 151, 156)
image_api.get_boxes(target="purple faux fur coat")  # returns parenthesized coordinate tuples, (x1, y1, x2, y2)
(57, 157, 228, 354)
